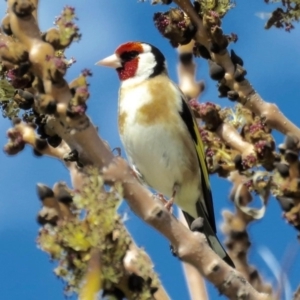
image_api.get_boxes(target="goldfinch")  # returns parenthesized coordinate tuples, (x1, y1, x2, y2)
(97, 42, 234, 267)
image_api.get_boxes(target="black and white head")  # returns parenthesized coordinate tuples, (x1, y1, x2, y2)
(97, 41, 167, 83)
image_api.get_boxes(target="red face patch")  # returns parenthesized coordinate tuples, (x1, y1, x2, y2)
(115, 42, 143, 56)
(115, 42, 143, 81)
(117, 59, 139, 81)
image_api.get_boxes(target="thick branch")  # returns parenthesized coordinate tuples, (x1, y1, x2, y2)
(216, 122, 254, 157)
(103, 157, 270, 300)
(245, 93, 300, 139)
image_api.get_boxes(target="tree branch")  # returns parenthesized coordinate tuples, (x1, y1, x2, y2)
(103, 157, 270, 300)
(172, 0, 300, 141)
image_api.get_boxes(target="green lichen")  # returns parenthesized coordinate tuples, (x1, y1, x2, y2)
(196, 0, 235, 17)
(0, 79, 15, 101)
(0, 78, 18, 119)
(37, 166, 160, 298)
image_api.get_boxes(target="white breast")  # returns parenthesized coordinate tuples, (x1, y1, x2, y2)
(118, 80, 201, 218)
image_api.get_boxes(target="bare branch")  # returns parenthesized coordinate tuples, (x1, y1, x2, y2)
(177, 41, 204, 100)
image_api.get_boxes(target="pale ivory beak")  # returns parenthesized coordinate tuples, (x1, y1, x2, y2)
(95, 53, 122, 68)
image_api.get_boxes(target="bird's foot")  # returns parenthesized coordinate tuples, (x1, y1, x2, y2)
(164, 197, 174, 213)
(155, 193, 174, 214)
(164, 185, 178, 213)
(156, 193, 168, 204)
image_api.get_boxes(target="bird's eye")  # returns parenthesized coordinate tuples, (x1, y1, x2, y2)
(120, 50, 139, 62)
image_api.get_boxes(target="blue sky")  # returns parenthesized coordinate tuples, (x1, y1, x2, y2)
(1, 1, 300, 299)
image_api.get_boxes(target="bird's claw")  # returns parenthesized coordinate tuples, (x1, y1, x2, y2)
(155, 193, 174, 214)
(164, 197, 174, 214)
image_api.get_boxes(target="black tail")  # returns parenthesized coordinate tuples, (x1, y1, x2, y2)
(182, 201, 235, 268)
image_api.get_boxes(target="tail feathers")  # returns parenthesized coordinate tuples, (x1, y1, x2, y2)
(182, 204, 235, 268)
(203, 217, 235, 268)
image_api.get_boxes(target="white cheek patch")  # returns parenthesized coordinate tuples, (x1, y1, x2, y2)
(121, 52, 157, 88)
(135, 52, 156, 79)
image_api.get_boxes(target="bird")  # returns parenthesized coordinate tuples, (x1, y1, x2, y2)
(96, 41, 234, 267)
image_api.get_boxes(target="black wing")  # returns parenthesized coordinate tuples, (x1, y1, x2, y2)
(178, 97, 216, 233)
